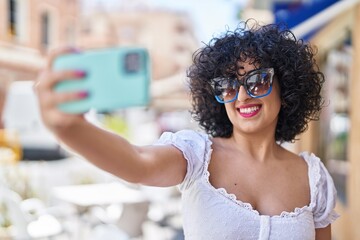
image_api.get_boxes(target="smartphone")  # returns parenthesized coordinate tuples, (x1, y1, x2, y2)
(53, 47, 151, 113)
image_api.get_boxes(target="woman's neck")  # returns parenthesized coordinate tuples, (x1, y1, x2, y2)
(228, 130, 281, 163)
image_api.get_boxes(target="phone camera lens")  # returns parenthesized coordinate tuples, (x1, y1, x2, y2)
(124, 52, 140, 73)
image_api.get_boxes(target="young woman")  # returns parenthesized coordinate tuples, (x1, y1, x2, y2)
(35, 21, 339, 240)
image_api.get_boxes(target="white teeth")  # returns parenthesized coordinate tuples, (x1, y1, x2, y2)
(239, 106, 260, 114)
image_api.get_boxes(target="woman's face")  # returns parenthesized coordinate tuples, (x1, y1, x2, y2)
(224, 61, 281, 138)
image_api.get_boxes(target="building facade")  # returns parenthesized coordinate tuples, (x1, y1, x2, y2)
(0, 0, 79, 82)
(78, 8, 199, 110)
(0, 0, 200, 121)
(0, 0, 79, 127)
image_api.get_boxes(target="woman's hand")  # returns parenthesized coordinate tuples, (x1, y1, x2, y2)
(34, 47, 87, 134)
(34, 47, 187, 186)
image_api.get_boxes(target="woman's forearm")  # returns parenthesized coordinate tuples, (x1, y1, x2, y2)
(55, 120, 146, 183)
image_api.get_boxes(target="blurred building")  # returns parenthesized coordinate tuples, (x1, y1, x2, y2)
(0, 0, 79, 133)
(0, 0, 79, 82)
(0, 0, 79, 122)
(77, 8, 199, 110)
(0, 0, 199, 113)
(78, 10, 198, 80)
(0, 0, 200, 155)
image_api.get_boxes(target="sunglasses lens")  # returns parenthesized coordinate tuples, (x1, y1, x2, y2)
(213, 79, 238, 103)
(246, 70, 272, 97)
(212, 68, 274, 103)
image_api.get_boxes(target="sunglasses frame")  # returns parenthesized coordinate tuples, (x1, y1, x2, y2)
(212, 68, 275, 103)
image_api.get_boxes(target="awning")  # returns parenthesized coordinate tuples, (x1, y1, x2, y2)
(290, 0, 360, 39)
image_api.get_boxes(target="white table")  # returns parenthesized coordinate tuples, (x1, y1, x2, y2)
(52, 181, 150, 239)
(52, 181, 147, 207)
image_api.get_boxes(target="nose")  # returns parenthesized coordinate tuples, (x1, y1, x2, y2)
(237, 85, 250, 102)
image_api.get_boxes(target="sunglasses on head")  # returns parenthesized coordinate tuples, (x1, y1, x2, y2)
(211, 68, 275, 104)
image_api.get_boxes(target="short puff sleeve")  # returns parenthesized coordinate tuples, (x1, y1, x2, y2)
(312, 156, 340, 228)
(154, 130, 211, 192)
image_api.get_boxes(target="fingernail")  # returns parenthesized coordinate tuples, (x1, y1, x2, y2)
(74, 70, 87, 78)
(78, 91, 89, 98)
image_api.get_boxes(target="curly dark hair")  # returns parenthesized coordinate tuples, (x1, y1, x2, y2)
(187, 20, 324, 142)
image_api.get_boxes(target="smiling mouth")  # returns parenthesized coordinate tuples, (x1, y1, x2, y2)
(237, 105, 262, 117)
(239, 105, 260, 114)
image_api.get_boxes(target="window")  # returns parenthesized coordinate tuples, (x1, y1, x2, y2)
(41, 12, 50, 48)
(8, 0, 17, 37)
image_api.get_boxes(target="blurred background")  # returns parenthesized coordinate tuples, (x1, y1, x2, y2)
(0, 0, 359, 239)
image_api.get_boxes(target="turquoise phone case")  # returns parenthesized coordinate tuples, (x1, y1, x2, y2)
(53, 47, 150, 113)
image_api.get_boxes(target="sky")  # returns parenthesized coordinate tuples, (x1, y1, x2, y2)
(81, 0, 247, 43)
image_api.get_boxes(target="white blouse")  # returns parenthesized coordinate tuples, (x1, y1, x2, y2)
(155, 130, 339, 240)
